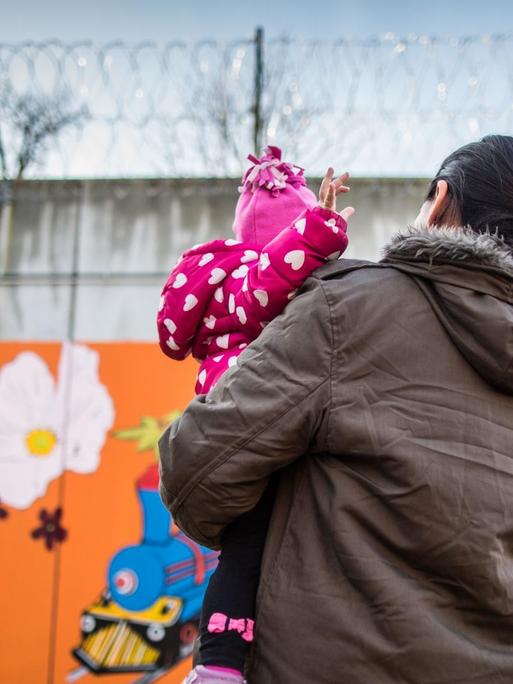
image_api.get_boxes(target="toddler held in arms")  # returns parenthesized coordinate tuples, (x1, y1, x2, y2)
(157, 146, 354, 683)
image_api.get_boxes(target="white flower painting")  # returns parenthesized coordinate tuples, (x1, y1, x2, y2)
(0, 343, 115, 509)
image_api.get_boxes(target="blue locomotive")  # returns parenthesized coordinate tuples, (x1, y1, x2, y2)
(72, 464, 218, 676)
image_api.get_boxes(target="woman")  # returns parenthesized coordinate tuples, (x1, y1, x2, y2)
(159, 135, 513, 683)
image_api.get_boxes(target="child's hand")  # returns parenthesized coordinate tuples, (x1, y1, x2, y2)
(319, 167, 355, 221)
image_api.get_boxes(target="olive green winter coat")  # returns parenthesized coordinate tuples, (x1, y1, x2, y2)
(160, 224, 513, 684)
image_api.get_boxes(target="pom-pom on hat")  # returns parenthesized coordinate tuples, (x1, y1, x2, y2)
(233, 145, 317, 246)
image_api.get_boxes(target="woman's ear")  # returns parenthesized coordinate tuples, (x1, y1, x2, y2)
(427, 180, 449, 226)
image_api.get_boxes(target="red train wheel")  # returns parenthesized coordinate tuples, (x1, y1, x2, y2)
(180, 621, 199, 646)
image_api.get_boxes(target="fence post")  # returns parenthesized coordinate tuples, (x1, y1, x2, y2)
(0, 180, 14, 274)
(253, 26, 264, 155)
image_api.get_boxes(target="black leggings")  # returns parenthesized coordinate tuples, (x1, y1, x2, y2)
(197, 481, 276, 672)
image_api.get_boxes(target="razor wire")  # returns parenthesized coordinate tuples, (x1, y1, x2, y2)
(1, 33, 513, 178)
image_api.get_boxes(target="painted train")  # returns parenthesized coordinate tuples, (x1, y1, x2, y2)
(72, 464, 218, 678)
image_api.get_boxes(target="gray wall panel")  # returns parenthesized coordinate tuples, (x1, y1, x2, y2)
(0, 178, 429, 340)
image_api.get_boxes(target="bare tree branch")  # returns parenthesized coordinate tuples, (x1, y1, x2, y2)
(0, 86, 87, 180)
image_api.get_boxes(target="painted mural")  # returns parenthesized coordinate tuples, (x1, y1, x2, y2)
(0, 342, 207, 684)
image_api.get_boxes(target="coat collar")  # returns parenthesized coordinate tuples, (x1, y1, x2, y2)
(382, 223, 513, 277)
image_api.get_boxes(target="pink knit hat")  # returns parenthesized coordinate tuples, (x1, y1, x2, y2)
(232, 146, 317, 246)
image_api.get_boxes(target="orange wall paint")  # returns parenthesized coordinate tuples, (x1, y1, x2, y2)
(0, 342, 199, 684)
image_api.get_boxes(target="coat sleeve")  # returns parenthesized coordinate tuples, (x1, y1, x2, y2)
(158, 276, 333, 549)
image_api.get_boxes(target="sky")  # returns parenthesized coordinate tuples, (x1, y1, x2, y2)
(1, 0, 513, 43)
(1, 0, 513, 178)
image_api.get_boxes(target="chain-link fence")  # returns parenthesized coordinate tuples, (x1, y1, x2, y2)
(1, 31, 513, 178)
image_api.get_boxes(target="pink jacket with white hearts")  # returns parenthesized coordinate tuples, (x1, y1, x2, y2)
(157, 206, 348, 393)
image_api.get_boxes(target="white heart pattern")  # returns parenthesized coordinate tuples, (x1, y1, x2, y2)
(228, 356, 237, 368)
(254, 289, 269, 307)
(225, 239, 241, 246)
(213, 354, 224, 362)
(164, 318, 177, 334)
(172, 272, 187, 289)
(232, 264, 249, 279)
(199, 252, 214, 266)
(242, 276, 249, 293)
(203, 315, 216, 330)
(208, 268, 226, 285)
(158, 295, 165, 311)
(327, 250, 341, 260)
(183, 294, 198, 311)
(325, 218, 339, 233)
(260, 253, 271, 271)
(236, 306, 247, 324)
(166, 335, 180, 351)
(216, 334, 230, 349)
(198, 369, 207, 386)
(294, 217, 306, 235)
(228, 293, 236, 314)
(214, 287, 224, 303)
(241, 250, 259, 263)
(284, 250, 306, 271)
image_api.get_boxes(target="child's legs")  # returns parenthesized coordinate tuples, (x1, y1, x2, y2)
(198, 481, 276, 672)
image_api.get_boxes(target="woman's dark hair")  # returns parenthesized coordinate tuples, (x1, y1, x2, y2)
(426, 134, 513, 247)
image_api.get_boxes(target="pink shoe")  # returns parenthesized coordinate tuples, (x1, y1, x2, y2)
(182, 665, 247, 684)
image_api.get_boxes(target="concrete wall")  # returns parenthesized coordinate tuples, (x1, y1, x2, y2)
(0, 178, 428, 340)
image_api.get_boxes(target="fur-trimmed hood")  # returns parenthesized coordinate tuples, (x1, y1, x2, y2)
(381, 223, 513, 393)
(383, 223, 513, 276)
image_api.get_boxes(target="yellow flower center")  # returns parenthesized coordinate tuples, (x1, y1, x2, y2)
(25, 428, 57, 457)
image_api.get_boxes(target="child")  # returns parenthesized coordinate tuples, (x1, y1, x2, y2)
(157, 146, 354, 683)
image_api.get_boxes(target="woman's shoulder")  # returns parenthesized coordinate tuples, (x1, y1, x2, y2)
(314, 257, 389, 280)
(313, 258, 418, 309)
(313, 258, 411, 289)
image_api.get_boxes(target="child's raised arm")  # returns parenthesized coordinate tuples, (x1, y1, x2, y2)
(226, 168, 355, 327)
